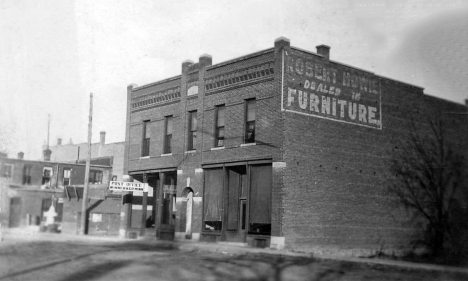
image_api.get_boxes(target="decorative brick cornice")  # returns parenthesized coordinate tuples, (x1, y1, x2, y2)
(131, 87, 181, 111)
(205, 62, 274, 93)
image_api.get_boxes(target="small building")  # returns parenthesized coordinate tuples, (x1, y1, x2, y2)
(0, 152, 113, 232)
(122, 38, 467, 253)
(48, 131, 125, 181)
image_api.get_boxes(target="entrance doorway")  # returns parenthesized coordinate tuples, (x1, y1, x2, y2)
(202, 163, 272, 244)
(9, 197, 21, 228)
(157, 171, 177, 240)
(226, 165, 248, 242)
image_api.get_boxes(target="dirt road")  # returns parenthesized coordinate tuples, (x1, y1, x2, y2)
(1, 238, 467, 281)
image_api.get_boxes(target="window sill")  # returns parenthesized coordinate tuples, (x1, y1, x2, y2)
(240, 143, 256, 147)
(201, 231, 222, 234)
(161, 153, 172, 157)
(139, 156, 150, 159)
(210, 147, 225, 151)
(185, 150, 196, 154)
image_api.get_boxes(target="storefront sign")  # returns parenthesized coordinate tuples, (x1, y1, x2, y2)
(283, 49, 382, 129)
(163, 185, 176, 194)
(109, 181, 148, 192)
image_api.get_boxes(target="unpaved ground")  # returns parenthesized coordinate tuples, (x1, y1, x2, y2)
(1, 239, 468, 281)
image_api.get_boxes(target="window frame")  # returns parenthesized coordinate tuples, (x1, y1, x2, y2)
(164, 116, 173, 154)
(187, 110, 197, 151)
(22, 165, 32, 185)
(244, 99, 256, 144)
(42, 167, 53, 185)
(141, 120, 151, 157)
(63, 168, 71, 186)
(214, 105, 225, 148)
(89, 170, 103, 184)
(3, 163, 13, 179)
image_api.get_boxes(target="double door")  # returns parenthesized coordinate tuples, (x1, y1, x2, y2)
(156, 171, 177, 240)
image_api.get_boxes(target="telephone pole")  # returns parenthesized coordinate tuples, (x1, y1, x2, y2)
(80, 93, 93, 235)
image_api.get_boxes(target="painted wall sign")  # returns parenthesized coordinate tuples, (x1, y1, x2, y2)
(283, 49, 382, 129)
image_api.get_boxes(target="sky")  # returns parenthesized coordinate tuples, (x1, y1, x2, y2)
(0, 0, 467, 160)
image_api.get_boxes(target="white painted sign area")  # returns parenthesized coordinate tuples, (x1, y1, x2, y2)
(109, 181, 148, 192)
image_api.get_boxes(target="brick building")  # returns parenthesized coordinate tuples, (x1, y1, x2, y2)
(47, 131, 125, 181)
(123, 38, 467, 252)
(0, 152, 113, 233)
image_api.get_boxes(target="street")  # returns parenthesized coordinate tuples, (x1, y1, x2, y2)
(1, 235, 468, 281)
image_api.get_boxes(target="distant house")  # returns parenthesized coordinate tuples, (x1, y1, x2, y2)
(47, 131, 125, 181)
(0, 151, 113, 233)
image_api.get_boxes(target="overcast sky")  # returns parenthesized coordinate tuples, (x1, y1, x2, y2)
(1, 0, 467, 160)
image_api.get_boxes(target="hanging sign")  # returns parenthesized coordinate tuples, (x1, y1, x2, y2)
(109, 181, 148, 192)
(163, 185, 176, 194)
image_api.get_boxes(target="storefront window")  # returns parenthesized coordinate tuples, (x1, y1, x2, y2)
(203, 168, 223, 231)
(249, 165, 272, 235)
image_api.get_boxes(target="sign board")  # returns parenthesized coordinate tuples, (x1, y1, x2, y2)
(109, 181, 148, 192)
(163, 185, 176, 194)
(283, 49, 382, 129)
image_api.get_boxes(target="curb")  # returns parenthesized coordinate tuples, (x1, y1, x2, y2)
(176, 241, 468, 275)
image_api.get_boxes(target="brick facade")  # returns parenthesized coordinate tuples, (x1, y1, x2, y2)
(124, 38, 467, 252)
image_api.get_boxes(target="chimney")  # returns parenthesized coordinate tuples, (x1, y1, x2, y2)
(68, 138, 73, 145)
(316, 45, 330, 59)
(274, 36, 290, 49)
(182, 60, 194, 72)
(57, 138, 62, 145)
(100, 131, 106, 145)
(17, 151, 24, 159)
(199, 54, 212, 67)
(43, 148, 52, 161)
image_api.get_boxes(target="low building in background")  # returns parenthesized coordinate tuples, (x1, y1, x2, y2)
(0, 151, 114, 234)
(47, 131, 125, 181)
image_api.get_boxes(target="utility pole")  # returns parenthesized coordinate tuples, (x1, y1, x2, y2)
(47, 114, 50, 149)
(80, 93, 93, 235)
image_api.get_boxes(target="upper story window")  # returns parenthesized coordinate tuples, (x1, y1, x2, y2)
(142, 120, 150, 157)
(2, 164, 13, 179)
(63, 168, 71, 186)
(245, 99, 256, 143)
(215, 105, 225, 147)
(42, 167, 53, 185)
(89, 170, 103, 184)
(22, 165, 32, 185)
(164, 116, 173, 154)
(188, 111, 197, 151)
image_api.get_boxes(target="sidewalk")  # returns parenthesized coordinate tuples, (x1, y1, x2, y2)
(176, 241, 468, 275)
(2, 227, 468, 275)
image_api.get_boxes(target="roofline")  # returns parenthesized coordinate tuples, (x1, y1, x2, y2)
(0, 157, 112, 168)
(290, 46, 425, 90)
(133, 75, 181, 91)
(206, 47, 275, 71)
(423, 93, 468, 108)
(129, 42, 427, 93)
(49, 141, 125, 147)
